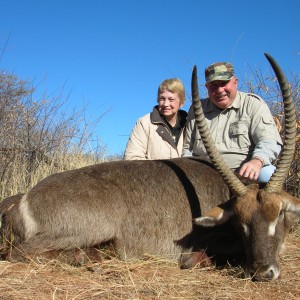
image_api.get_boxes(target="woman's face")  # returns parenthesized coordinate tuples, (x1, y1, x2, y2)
(157, 90, 182, 121)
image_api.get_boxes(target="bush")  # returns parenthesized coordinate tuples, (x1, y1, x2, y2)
(0, 71, 107, 200)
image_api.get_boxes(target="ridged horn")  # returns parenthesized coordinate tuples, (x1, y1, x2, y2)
(264, 53, 297, 192)
(192, 66, 248, 196)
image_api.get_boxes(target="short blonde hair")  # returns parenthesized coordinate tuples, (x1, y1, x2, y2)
(157, 78, 186, 105)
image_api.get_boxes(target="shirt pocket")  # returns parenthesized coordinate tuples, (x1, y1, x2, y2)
(229, 121, 250, 150)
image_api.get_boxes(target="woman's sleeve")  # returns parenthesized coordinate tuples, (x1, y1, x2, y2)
(123, 118, 149, 160)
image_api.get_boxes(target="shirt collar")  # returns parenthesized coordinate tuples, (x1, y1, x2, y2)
(151, 105, 187, 128)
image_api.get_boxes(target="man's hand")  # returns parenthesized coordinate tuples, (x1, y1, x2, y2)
(239, 158, 264, 181)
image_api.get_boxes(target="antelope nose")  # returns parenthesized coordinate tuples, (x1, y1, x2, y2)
(251, 266, 279, 281)
(263, 268, 275, 280)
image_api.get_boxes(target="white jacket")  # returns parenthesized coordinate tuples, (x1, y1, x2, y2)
(124, 106, 187, 160)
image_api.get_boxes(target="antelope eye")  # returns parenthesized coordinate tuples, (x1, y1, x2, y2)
(279, 209, 284, 217)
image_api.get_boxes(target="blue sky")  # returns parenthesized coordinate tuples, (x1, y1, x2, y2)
(1, 0, 299, 156)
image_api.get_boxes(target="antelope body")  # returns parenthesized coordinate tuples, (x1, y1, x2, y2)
(0, 53, 299, 281)
(0, 159, 233, 266)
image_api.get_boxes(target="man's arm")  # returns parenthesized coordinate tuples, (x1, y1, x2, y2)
(239, 98, 283, 180)
(239, 139, 282, 180)
(181, 109, 195, 157)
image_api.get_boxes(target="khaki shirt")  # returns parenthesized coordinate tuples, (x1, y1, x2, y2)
(182, 91, 282, 169)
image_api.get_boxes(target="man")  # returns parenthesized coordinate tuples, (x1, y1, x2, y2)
(182, 62, 282, 182)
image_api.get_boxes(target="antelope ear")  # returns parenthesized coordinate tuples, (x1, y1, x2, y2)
(282, 192, 300, 216)
(193, 205, 235, 227)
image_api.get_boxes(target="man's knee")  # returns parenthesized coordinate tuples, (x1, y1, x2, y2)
(258, 165, 276, 183)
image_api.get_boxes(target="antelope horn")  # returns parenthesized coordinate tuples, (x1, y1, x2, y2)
(192, 66, 248, 196)
(264, 53, 297, 192)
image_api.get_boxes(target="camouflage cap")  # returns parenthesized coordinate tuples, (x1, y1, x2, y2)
(205, 62, 234, 84)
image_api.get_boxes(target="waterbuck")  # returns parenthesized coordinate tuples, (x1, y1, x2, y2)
(0, 53, 299, 281)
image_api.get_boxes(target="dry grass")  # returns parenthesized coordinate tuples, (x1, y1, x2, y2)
(0, 151, 104, 200)
(0, 228, 299, 300)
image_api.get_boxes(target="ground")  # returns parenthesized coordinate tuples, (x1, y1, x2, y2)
(0, 227, 299, 299)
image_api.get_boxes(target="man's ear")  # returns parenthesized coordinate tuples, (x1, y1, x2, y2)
(193, 204, 235, 227)
(233, 76, 238, 86)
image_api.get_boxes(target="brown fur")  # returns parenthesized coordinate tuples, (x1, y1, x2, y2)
(0, 158, 235, 267)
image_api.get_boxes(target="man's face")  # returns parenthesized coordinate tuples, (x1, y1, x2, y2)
(206, 76, 238, 109)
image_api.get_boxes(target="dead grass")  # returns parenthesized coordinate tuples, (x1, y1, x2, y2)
(0, 229, 299, 300)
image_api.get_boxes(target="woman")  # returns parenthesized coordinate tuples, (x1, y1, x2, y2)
(124, 78, 187, 160)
